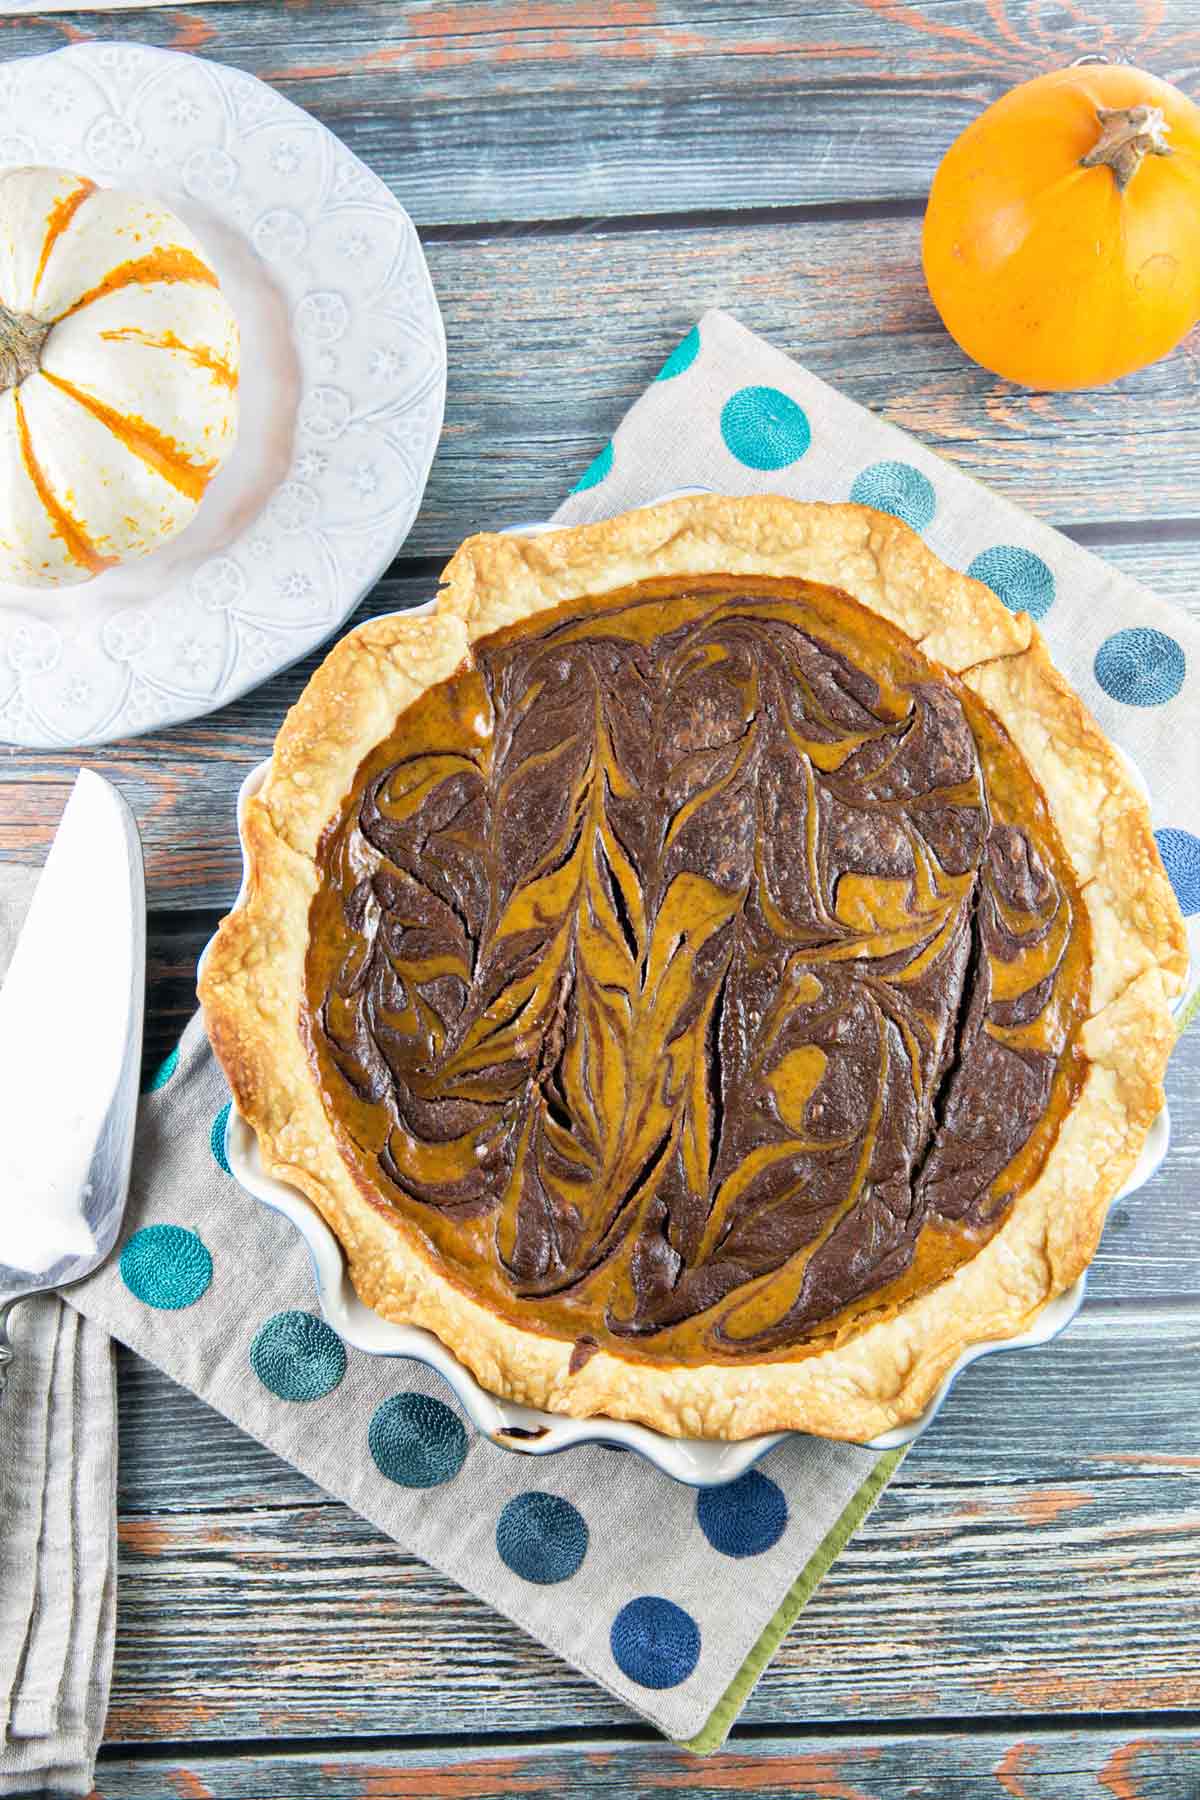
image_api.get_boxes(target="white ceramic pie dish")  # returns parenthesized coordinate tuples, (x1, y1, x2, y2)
(202, 506, 1180, 1485)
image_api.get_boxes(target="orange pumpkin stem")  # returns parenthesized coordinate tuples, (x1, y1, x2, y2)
(0, 302, 50, 394)
(1080, 103, 1172, 192)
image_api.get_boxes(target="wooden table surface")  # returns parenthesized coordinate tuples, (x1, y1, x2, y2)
(3, 3, 1200, 1795)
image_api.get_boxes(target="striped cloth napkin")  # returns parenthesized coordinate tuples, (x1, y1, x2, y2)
(0, 872, 117, 1800)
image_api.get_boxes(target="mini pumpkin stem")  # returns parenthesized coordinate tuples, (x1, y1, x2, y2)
(1080, 103, 1173, 191)
(0, 301, 50, 393)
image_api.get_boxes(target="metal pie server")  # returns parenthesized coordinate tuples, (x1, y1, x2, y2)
(0, 770, 145, 1396)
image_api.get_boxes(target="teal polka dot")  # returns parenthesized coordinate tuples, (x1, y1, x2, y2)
(368, 1392, 467, 1487)
(967, 546, 1056, 622)
(1094, 627, 1185, 707)
(850, 461, 936, 533)
(655, 326, 700, 382)
(720, 386, 810, 471)
(120, 1225, 212, 1311)
(142, 1043, 179, 1094)
(573, 441, 613, 493)
(251, 1311, 346, 1401)
(211, 1101, 232, 1175)
(1156, 828, 1200, 916)
(497, 1492, 589, 1584)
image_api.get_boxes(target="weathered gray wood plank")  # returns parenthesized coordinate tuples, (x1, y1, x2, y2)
(104, 1310, 1200, 1741)
(406, 221, 1200, 557)
(93, 1725, 1200, 1798)
(105, 1465, 1200, 1739)
(3, 1, 1197, 226)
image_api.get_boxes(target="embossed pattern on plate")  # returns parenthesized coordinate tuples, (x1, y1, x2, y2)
(0, 42, 446, 747)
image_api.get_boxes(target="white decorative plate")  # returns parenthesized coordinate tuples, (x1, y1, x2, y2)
(0, 41, 446, 748)
(202, 503, 1179, 1485)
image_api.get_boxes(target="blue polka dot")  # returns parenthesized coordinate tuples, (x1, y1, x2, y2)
(120, 1225, 212, 1311)
(611, 1597, 700, 1690)
(655, 326, 700, 382)
(1155, 828, 1200, 916)
(849, 460, 936, 533)
(573, 441, 613, 493)
(496, 1492, 588, 1584)
(250, 1310, 347, 1402)
(967, 546, 1056, 622)
(142, 1043, 179, 1094)
(697, 1469, 788, 1558)
(720, 385, 810, 471)
(211, 1101, 232, 1175)
(368, 1392, 467, 1487)
(1094, 627, 1186, 707)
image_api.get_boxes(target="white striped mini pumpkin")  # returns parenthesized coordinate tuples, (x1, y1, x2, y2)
(0, 165, 239, 590)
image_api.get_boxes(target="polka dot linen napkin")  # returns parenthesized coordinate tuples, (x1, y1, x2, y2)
(44, 307, 1200, 1767)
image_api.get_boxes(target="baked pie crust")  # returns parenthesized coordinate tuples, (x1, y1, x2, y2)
(200, 496, 1186, 1441)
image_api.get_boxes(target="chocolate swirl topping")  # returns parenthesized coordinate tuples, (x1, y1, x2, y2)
(306, 576, 1089, 1364)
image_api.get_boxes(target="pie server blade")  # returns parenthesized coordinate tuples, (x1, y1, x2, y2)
(0, 770, 145, 1385)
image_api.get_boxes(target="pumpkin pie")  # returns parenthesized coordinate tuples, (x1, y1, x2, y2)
(200, 496, 1186, 1441)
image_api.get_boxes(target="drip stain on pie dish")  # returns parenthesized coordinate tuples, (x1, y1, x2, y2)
(200, 497, 1186, 1442)
(304, 575, 1090, 1364)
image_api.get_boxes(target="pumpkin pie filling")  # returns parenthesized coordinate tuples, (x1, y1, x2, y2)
(304, 573, 1091, 1368)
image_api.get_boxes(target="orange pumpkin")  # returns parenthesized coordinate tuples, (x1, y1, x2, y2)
(922, 63, 1200, 389)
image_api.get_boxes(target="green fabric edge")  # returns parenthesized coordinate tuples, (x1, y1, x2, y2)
(679, 968, 1197, 1759)
(679, 1445, 907, 1755)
